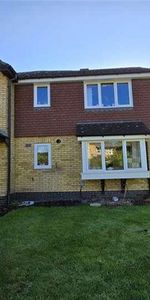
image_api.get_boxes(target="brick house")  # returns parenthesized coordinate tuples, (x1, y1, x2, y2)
(1, 59, 150, 205)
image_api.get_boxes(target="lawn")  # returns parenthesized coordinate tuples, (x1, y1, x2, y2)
(0, 206, 150, 300)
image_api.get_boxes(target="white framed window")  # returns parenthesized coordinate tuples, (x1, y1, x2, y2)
(84, 80, 133, 109)
(34, 144, 51, 169)
(80, 137, 149, 180)
(34, 84, 50, 107)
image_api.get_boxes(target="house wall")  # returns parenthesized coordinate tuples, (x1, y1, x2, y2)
(15, 79, 150, 137)
(13, 79, 150, 201)
(14, 136, 149, 201)
(14, 136, 81, 193)
(0, 73, 8, 203)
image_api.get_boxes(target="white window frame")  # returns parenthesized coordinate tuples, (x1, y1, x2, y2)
(84, 80, 133, 109)
(34, 143, 51, 169)
(79, 136, 149, 180)
(34, 84, 50, 107)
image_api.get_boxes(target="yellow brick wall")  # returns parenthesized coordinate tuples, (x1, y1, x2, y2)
(15, 136, 81, 192)
(10, 83, 15, 193)
(0, 143, 7, 196)
(0, 73, 8, 198)
(83, 178, 148, 192)
(15, 136, 149, 193)
(0, 73, 8, 133)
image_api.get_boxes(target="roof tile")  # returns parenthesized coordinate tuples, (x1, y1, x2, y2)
(76, 121, 150, 137)
(18, 67, 150, 80)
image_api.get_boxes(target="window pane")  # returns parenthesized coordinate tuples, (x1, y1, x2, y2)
(105, 140, 123, 170)
(88, 143, 102, 169)
(37, 145, 49, 166)
(101, 83, 115, 107)
(37, 87, 48, 105)
(126, 141, 141, 168)
(87, 85, 98, 106)
(117, 83, 130, 105)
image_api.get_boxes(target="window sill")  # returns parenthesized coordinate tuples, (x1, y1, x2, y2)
(84, 106, 133, 112)
(81, 170, 150, 180)
(34, 106, 51, 109)
(34, 165, 51, 170)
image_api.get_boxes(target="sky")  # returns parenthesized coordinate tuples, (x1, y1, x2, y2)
(0, 0, 150, 72)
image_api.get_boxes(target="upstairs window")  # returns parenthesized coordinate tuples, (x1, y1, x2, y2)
(117, 83, 130, 105)
(85, 81, 132, 108)
(34, 84, 50, 107)
(101, 83, 115, 107)
(87, 84, 99, 106)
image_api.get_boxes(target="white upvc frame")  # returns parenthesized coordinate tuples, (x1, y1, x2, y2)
(34, 143, 51, 169)
(78, 135, 150, 141)
(80, 137, 149, 180)
(34, 83, 50, 107)
(84, 79, 133, 109)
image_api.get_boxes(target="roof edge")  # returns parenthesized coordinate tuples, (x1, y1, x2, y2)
(76, 121, 150, 137)
(0, 59, 16, 79)
(17, 72, 150, 84)
(17, 66, 150, 81)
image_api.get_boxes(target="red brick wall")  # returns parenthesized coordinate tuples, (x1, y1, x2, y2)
(15, 79, 150, 137)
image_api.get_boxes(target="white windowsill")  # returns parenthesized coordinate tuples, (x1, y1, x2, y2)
(34, 165, 51, 170)
(81, 170, 150, 180)
(85, 104, 133, 109)
(34, 104, 50, 108)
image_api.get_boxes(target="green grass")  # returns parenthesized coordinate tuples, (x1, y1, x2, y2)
(0, 205, 150, 300)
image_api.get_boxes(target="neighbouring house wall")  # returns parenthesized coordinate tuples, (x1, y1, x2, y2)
(10, 83, 15, 194)
(0, 143, 7, 196)
(0, 73, 8, 133)
(14, 136, 149, 197)
(0, 73, 8, 201)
